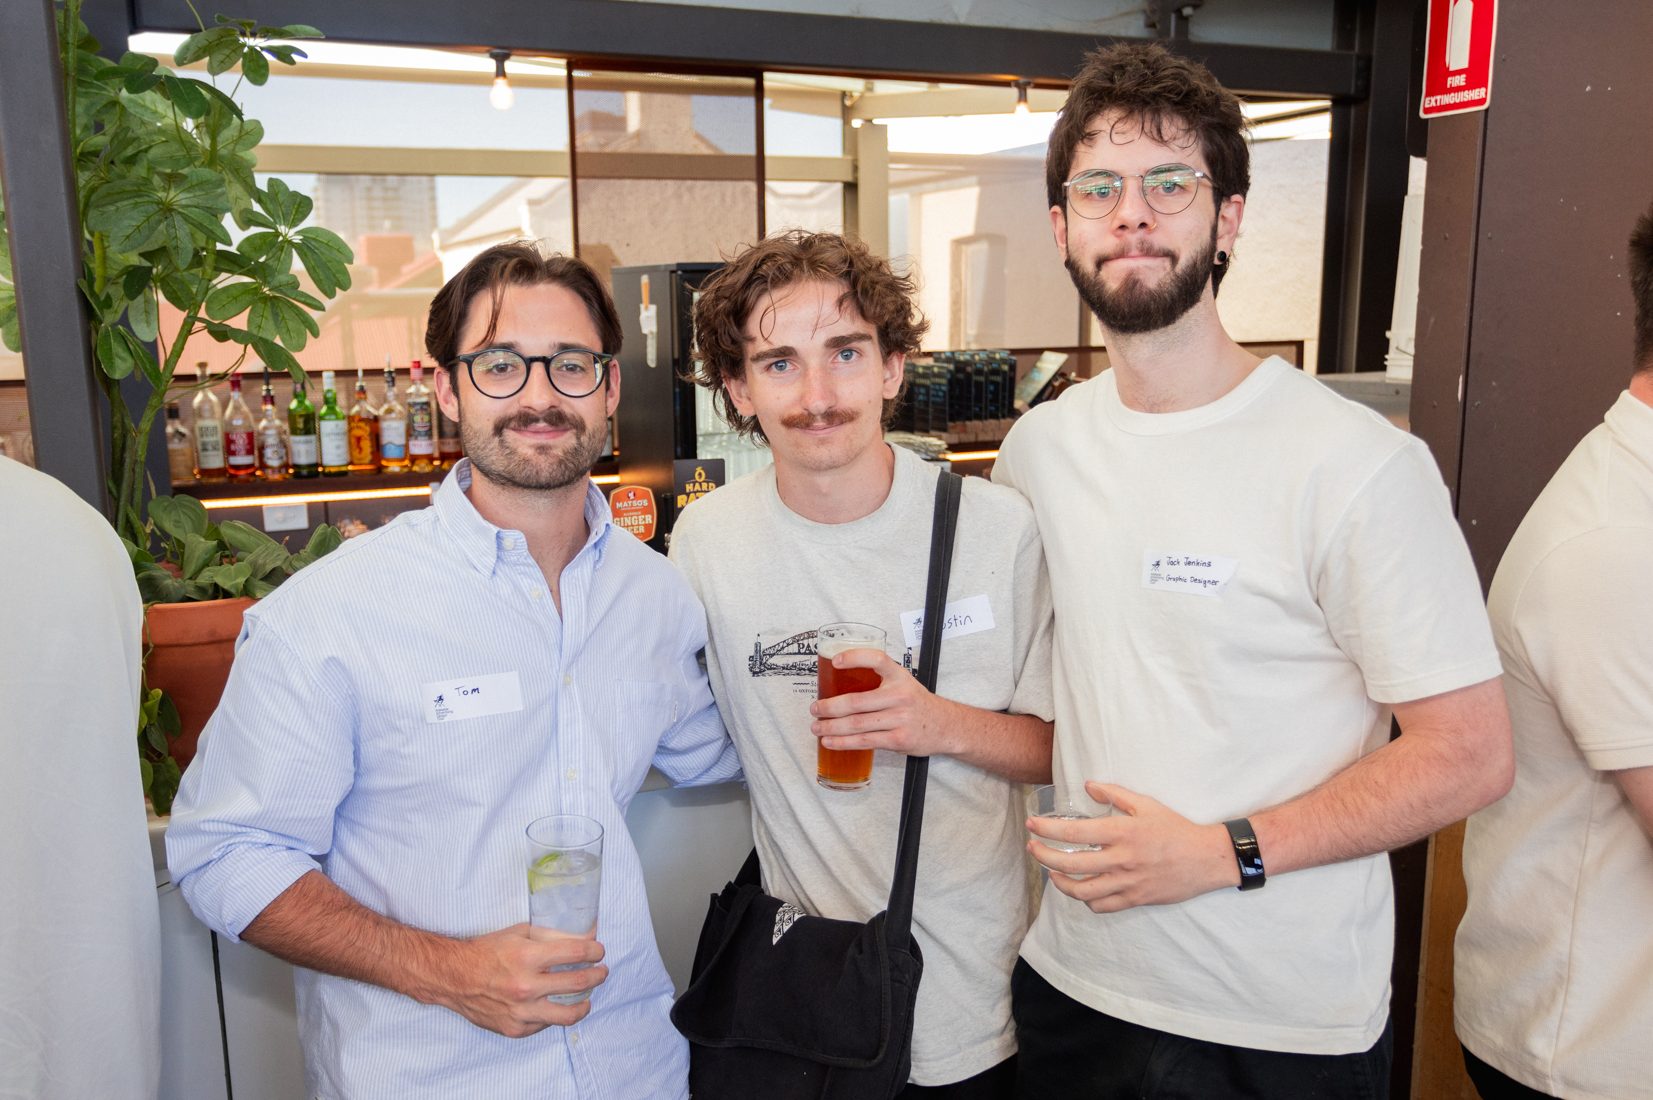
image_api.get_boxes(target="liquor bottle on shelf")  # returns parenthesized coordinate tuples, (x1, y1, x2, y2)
(191, 374, 227, 482)
(256, 373, 289, 480)
(223, 373, 258, 479)
(436, 377, 463, 468)
(378, 364, 409, 472)
(165, 402, 194, 484)
(406, 360, 436, 474)
(319, 370, 350, 477)
(348, 368, 379, 474)
(288, 376, 320, 479)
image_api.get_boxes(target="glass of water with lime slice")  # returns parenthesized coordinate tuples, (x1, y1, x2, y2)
(1027, 784, 1108, 853)
(526, 813, 604, 1004)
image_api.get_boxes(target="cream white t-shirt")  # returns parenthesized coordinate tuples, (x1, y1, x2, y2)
(993, 358, 1501, 1055)
(669, 444, 1054, 1085)
(0, 457, 160, 1100)
(1456, 389, 1653, 1100)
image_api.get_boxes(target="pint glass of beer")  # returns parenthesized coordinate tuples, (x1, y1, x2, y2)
(815, 621, 886, 790)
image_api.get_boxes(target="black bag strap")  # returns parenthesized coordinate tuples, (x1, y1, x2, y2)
(884, 470, 963, 944)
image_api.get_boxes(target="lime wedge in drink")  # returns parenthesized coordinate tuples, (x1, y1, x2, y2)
(527, 851, 562, 893)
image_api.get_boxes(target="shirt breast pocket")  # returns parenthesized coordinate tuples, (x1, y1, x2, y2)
(609, 678, 680, 790)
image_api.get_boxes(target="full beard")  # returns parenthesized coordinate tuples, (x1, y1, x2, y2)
(1067, 225, 1217, 336)
(462, 406, 606, 492)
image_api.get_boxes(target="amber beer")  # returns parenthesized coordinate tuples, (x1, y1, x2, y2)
(815, 622, 887, 790)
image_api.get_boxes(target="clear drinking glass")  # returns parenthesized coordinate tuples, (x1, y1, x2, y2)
(815, 621, 887, 790)
(1027, 783, 1109, 853)
(525, 813, 604, 1004)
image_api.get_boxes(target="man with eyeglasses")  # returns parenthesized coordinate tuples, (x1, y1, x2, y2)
(168, 240, 739, 1100)
(990, 42, 1514, 1098)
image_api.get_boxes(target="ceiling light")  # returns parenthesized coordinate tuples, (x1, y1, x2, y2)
(1013, 80, 1031, 116)
(488, 49, 514, 111)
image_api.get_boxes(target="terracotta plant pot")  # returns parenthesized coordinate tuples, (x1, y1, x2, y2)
(144, 597, 255, 769)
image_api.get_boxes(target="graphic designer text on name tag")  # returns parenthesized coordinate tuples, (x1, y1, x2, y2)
(423, 671, 524, 723)
(1142, 551, 1239, 597)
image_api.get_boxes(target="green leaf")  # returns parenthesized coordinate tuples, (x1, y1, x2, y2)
(205, 281, 264, 321)
(263, 44, 306, 65)
(245, 577, 279, 598)
(304, 523, 344, 560)
(120, 327, 163, 389)
(121, 536, 156, 567)
(149, 755, 182, 816)
(135, 565, 186, 604)
(180, 532, 222, 580)
(248, 295, 317, 349)
(242, 48, 270, 85)
(95, 325, 138, 380)
(150, 494, 209, 542)
(197, 560, 253, 595)
(276, 24, 325, 38)
(145, 720, 169, 755)
(159, 272, 206, 311)
(174, 26, 238, 67)
(206, 36, 245, 77)
(219, 519, 281, 556)
(241, 543, 290, 582)
(292, 229, 353, 295)
(120, 264, 154, 302)
(85, 179, 167, 256)
(160, 75, 211, 120)
(127, 287, 159, 341)
(251, 337, 304, 385)
(139, 758, 153, 793)
(157, 691, 181, 738)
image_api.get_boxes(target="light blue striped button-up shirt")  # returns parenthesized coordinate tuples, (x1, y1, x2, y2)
(168, 462, 740, 1099)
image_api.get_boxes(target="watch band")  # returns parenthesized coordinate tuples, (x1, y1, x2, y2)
(1223, 818, 1266, 891)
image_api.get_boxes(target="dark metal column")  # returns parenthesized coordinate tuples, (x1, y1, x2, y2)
(1318, 0, 1414, 373)
(0, 0, 107, 511)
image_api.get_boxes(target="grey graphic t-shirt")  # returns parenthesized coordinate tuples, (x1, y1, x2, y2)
(670, 445, 1054, 1086)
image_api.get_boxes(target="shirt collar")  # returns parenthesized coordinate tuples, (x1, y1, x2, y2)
(434, 459, 616, 577)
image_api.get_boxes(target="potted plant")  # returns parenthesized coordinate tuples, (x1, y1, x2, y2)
(0, 3, 356, 809)
(130, 494, 341, 812)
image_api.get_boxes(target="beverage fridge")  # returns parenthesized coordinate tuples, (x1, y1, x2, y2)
(610, 262, 769, 552)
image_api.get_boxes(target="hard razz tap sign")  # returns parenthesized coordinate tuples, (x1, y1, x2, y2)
(1420, 0, 1497, 118)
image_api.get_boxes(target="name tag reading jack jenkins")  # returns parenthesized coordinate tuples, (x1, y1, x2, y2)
(900, 594, 995, 649)
(1142, 551, 1239, 596)
(423, 671, 524, 724)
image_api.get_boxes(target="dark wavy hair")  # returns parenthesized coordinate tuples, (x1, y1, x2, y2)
(690, 231, 928, 442)
(1046, 41, 1251, 291)
(425, 240, 622, 375)
(1631, 200, 1653, 372)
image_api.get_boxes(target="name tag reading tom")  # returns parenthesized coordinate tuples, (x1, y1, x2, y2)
(900, 594, 995, 649)
(1142, 551, 1239, 596)
(423, 671, 524, 724)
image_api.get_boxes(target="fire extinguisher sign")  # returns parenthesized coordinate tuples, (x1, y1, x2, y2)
(1420, 0, 1497, 119)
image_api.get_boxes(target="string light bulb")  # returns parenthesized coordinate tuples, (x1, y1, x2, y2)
(1013, 79, 1031, 116)
(488, 49, 514, 111)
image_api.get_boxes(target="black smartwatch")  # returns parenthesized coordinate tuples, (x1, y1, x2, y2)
(1223, 818, 1266, 891)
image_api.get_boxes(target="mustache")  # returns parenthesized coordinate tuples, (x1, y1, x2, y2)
(779, 407, 858, 431)
(1101, 243, 1177, 264)
(494, 408, 585, 436)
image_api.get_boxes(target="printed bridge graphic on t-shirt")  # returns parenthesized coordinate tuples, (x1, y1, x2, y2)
(746, 629, 915, 680)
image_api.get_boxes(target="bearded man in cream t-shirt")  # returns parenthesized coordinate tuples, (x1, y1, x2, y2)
(990, 42, 1514, 1099)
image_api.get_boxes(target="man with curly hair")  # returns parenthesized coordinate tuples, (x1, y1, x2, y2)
(992, 42, 1513, 1097)
(669, 230, 1055, 1098)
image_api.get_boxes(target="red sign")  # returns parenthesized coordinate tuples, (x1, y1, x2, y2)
(1420, 0, 1497, 118)
(608, 484, 658, 542)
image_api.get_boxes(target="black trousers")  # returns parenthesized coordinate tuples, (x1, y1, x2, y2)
(1461, 1045, 1556, 1100)
(1011, 958, 1392, 1100)
(898, 1056, 1017, 1099)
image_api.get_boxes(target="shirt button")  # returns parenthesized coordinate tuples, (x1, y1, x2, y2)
(563, 674, 573, 686)
(570, 1031, 580, 1046)
(565, 768, 578, 781)
(501, 536, 516, 550)
(530, 587, 543, 600)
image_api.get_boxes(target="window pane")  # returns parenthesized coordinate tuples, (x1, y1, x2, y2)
(766, 181, 843, 235)
(573, 72, 759, 279)
(0, 167, 31, 466)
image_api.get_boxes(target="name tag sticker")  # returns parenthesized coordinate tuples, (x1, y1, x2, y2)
(1142, 551, 1239, 596)
(422, 671, 524, 724)
(900, 594, 995, 649)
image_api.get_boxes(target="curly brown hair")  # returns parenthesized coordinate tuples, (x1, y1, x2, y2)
(425, 240, 621, 375)
(1046, 42, 1250, 291)
(690, 231, 928, 442)
(1631, 199, 1653, 372)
